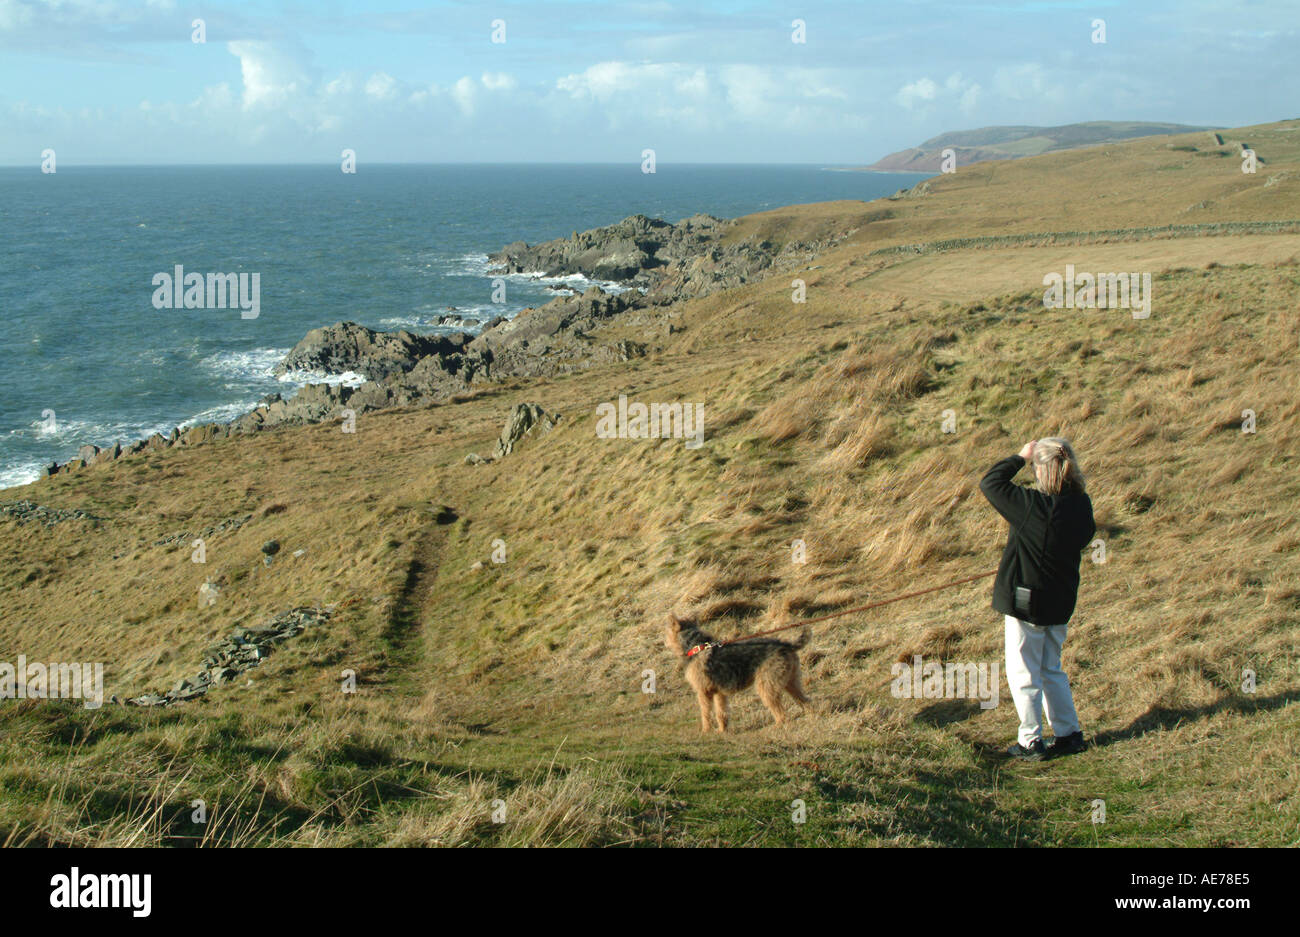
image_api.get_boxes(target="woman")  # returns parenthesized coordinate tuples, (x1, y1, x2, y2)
(980, 438, 1095, 761)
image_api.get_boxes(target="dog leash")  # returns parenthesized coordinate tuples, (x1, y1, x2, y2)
(686, 569, 998, 656)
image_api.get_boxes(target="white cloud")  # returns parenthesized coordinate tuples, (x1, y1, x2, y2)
(553, 61, 853, 132)
(409, 83, 439, 105)
(896, 77, 938, 109)
(0, 0, 36, 31)
(992, 63, 1063, 104)
(226, 40, 314, 111)
(719, 65, 780, 120)
(556, 61, 641, 100)
(894, 72, 981, 117)
(673, 68, 709, 99)
(325, 75, 354, 97)
(481, 72, 517, 92)
(365, 72, 398, 101)
(451, 76, 477, 115)
(189, 81, 234, 111)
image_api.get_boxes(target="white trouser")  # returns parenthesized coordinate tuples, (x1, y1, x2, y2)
(1004, 615, 1080, 746)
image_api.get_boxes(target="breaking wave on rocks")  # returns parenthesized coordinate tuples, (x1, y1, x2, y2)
(452, 252, 633, 295)
(0, 460, 44, 489)
(276, 368, 368, 389)
(200, 348, 290, 388)
(377, 304, 501, 331)
(1, 411, 182, 488)
(180, 400, 265, 429)
(502, 268, 635, 295)
(203, 346, 363, 395)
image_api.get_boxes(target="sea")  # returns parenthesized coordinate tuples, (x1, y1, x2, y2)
(0, 163, 928, 489)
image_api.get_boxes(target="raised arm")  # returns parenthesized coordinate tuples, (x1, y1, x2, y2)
(980, 455, 1032, 526)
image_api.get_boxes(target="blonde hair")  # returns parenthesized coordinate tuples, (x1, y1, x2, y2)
(1032, 437, 1086, 495)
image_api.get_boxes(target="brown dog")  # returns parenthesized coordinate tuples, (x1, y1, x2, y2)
(663, 613, 812, 732)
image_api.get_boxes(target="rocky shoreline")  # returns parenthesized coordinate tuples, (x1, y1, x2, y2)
(34, 211, 848, 479)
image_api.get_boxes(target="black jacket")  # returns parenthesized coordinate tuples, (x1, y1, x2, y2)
(979, 455, 1095, 626)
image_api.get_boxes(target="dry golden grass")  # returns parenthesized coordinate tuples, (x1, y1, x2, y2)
(3, 119, 1299, 846)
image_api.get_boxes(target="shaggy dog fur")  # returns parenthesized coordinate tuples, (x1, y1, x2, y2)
(663, 613, 813, 732)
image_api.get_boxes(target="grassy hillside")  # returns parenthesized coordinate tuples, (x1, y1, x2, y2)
(2, 120, 1299, 846)
(862, 120, 1214, 171)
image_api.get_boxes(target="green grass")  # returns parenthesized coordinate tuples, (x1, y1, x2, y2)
(3, 118, 1300, 846)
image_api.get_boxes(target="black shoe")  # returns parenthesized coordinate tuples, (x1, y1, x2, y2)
(1007, 739, 1048, 762)
(1047, 731, 1087, 756)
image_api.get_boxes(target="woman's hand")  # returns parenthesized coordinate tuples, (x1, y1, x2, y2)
(1018, 440, 1036, 461)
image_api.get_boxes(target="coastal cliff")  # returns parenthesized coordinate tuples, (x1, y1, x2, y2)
(36, 209, 857, 476)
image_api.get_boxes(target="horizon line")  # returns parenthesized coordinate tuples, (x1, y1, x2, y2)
(0, 160, 923, 170)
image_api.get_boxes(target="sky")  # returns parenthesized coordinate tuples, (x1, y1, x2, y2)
(1, 0, 1297, 165)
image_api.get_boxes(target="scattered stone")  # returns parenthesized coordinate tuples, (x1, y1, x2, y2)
(198, 581, 220, 608)
(124, 606, 330, 707)
(0, 500, 105, 528)
(261, 540, 281, 557)
(155, 513, 252, 547)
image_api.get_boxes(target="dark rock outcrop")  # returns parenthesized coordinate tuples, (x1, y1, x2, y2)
(275, 321, 471, 382)
(487, 212, 850, 305)
(466, 402, 562, 464)
(489, 213, 729, 300)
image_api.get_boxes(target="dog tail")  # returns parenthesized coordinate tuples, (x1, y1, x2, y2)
(790, 627, 811, 649)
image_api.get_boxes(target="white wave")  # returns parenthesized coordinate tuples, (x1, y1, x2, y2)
(376, 315, 427, 329)
(200, 347, 289, 383)
(276, 368, 368, 388)
(491, 268, 634, 295)
(444, 253, 493, 276)
(7, 415, 113, 442)
(446, 251, 636, 296)
(0, 460, 44, 491)
(378, 304, 511, 331)
(179, 400, 261, 428)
